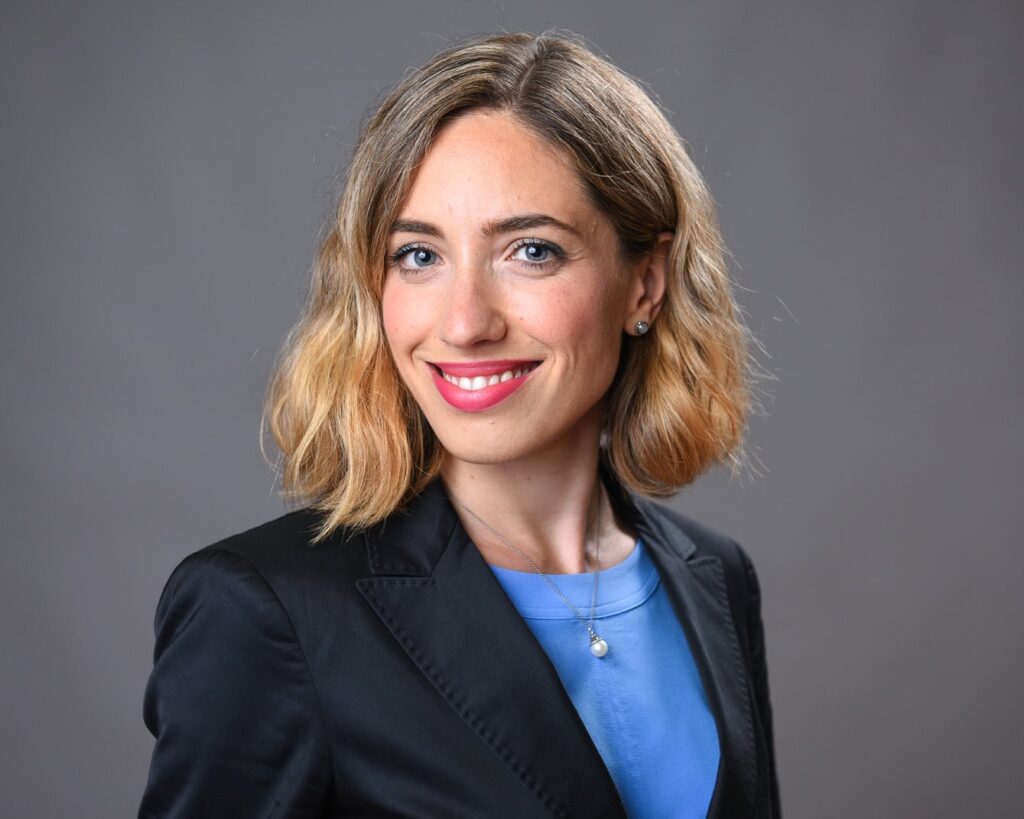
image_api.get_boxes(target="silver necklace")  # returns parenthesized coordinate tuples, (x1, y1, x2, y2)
(455, 485, 610, 658)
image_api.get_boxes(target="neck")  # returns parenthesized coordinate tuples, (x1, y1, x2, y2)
(439, 421, 635, 574)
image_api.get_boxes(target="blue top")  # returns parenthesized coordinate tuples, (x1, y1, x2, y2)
(489, 538, 720, 819)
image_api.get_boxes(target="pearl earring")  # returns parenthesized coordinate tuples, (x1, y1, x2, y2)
(634, 320, 650, 336)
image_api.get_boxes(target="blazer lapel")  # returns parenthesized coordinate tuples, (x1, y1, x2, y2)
(613, 482, 758, 818)
(356, 479, 628, 819)
(356, 475, 757, 819)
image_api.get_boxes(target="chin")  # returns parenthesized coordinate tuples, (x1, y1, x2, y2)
(437, 439, 531, 466)
(434, 428, 549, 466)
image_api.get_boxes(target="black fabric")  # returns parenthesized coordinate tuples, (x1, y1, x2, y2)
(139, 476, 781, 818)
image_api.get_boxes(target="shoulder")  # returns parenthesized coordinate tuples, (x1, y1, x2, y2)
(633, 494, 758, 577)
(630, 494, 763, 622)
(165, 506, 361, 589)
(153, 507, 369, 641)
(195, 506, 330, 565)
(141, 515, 335, 815)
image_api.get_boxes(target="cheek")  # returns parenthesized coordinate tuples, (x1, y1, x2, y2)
(529, 279, 622, 357)
(380, 282, 414, 353)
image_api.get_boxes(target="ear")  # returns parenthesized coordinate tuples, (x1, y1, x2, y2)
(623, 231, 673, 334)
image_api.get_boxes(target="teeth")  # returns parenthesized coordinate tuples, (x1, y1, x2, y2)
(441, 363, 537, 390)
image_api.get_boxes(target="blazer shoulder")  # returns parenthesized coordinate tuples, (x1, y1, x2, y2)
(164, 506, 367, 602)
(633, 495, 760, 611)
(636, 495, 751, 566)
(142, 513, 334, 816)
(205, 506, 327, 556)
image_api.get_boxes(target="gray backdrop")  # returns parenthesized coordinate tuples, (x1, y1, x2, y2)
(2, 1, 1021, 817)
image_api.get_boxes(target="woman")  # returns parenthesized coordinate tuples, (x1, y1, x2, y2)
(139, 31, 780, 819)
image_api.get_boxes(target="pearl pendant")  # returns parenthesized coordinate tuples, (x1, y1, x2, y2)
(590, 635, 609, 658)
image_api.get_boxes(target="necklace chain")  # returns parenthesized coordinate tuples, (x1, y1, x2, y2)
(454, 481, 609, 656)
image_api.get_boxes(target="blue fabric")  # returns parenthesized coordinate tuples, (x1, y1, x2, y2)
(489, 538, 720, 819)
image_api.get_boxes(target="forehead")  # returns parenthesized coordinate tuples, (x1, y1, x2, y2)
(398, 110, 598, 229)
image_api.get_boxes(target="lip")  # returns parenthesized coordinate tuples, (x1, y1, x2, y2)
(428, 360, 541, 412)
(431, 359, 540, 378)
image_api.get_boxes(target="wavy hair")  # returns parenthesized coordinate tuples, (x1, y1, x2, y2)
(263, 31, 756, 540)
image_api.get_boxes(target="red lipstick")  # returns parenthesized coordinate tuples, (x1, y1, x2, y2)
(432, 359, 539, 377)
(429, 360, 541, 412)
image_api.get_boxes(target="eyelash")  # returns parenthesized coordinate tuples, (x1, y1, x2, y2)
(387, 238, 566, 274)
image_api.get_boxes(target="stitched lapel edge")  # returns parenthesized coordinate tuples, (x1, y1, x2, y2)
(357, 500, 627, 819)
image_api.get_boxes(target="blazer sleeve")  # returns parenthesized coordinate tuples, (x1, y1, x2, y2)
(736, 541, 782, 818)
(138, 546, 333, 818)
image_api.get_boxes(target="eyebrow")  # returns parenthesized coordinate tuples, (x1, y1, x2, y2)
(389, 213, 582, 239)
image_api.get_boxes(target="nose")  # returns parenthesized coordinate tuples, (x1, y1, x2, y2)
(436, 266, 507, 348)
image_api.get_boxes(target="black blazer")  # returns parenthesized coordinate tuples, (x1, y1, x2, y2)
(139, 475, 781, 818)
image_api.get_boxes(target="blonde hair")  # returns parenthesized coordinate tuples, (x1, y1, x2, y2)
(263, 31, 756, 540)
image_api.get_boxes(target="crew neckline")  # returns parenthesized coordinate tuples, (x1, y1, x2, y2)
(488, 538, 660, 619)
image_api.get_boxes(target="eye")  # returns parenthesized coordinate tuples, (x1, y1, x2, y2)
(388, 243, 439, 272)
(509, 239, 566, 269)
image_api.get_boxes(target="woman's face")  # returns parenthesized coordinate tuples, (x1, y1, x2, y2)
(381, 109, 650, 466)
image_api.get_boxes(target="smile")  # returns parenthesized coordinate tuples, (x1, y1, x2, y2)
(428, 360, 541, 412)
(439, 363, 538, 391)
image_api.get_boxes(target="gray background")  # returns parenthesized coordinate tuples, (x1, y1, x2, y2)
(2, 1, 1021, 817)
